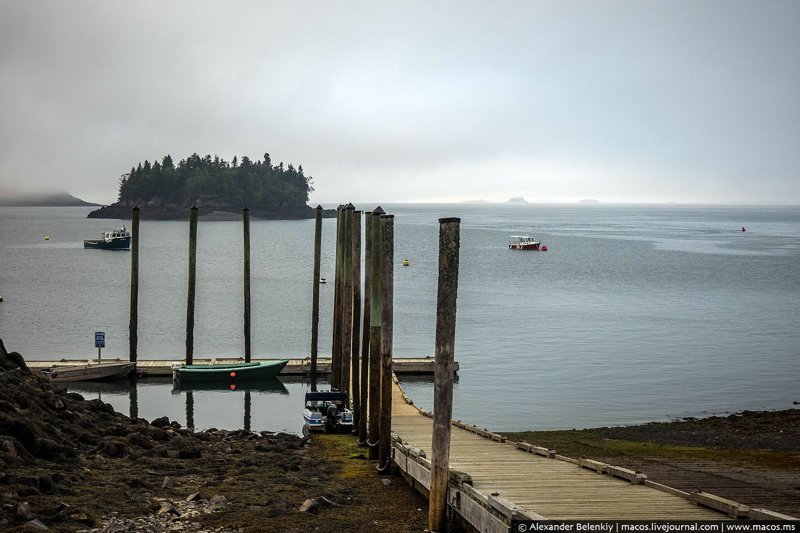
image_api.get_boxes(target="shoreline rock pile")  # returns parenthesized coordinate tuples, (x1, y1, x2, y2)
(0, 339, 311, 531)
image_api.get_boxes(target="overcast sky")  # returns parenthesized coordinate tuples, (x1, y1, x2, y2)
(1, 1, 798, 205)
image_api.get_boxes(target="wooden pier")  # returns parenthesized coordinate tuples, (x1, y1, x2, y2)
(390, 377, 797, 529)
(26, 356, 453, 377)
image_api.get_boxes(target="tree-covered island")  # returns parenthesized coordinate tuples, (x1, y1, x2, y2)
(88, 152, 331, 220)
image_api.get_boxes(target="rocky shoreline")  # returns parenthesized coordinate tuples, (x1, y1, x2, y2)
(0, 342, 428, 532)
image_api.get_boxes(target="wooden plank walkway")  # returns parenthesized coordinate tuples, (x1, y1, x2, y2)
(391, 379, 728, 521)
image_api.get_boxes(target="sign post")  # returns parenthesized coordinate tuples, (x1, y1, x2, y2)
(95, 331, 105, 361)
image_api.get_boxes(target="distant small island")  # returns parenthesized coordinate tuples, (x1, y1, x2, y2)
(506, 196, 528, 204)
(88, 152, 331, 220)
(0, 192, 98, 207)
(579, 199, 600, 204)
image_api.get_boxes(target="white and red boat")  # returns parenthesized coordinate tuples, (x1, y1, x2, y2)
(508, 235, 548, 251)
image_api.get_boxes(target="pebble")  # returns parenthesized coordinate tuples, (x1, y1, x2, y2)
(25, 518, 49, 530)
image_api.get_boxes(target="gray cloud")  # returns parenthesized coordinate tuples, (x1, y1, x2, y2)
(1, 0, 798, 204)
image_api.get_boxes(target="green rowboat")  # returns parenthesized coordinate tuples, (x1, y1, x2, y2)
(173, 360, 289, 383)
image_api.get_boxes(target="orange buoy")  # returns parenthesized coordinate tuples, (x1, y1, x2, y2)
(230, 371, 236, 377)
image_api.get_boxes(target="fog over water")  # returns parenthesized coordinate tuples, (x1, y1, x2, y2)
(1, 1, 798, 205)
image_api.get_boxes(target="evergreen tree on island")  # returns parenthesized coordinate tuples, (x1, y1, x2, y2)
(92, 152, 322, 220)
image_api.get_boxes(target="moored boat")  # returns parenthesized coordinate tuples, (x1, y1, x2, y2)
(302, 391, 353, 433)
(508, 234, 547, 251)
(84, 227, 131, 249)
(172, 359, 289, 383)
(41, 361, 136, 382)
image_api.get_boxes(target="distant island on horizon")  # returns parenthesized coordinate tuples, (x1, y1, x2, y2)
(506, 196, 529, 204)
(0, 191, 98, 207)
(87, 152, 333, 220)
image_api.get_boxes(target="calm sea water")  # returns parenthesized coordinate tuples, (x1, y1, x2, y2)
(1, 204, 798, 433)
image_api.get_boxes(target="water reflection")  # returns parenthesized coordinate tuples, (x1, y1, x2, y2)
(172, 378, 288, 394)
(66, 379, 141, 419)
(65, 376, 329, 434)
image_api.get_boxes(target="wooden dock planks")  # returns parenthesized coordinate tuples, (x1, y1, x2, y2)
(391, 380, 726, 520)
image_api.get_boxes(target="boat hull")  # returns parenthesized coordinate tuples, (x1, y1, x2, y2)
(509, 242, 541, 250)
(175, 360, 289, 383)
(43, 362, 136, 382)
(84, 237, 131, 249)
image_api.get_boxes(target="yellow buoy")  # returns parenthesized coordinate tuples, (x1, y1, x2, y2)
(44, 235, 50, 241)
(402, 258, 409, 266)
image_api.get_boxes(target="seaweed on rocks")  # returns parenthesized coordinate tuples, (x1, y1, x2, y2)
(0, 340, 430, 532)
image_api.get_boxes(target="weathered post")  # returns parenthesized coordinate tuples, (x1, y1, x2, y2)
(186, 391, 195, 430)
(350, 210, 362, 430)
(129, 206, 140, 364)
(244, 390, 252, 432)
(428, 217, 461, 533)
(331, 205, 343, 389)
(128, 379, 138, 420)
(310, 205, 323, 391)
(377, 213, 394, 472)
(243, 207, 251, 362)
(367, 206, 384, 459)
(340, 204, 354, 394)
(358, 211, 372, 444)
(185, 205, 198, 365)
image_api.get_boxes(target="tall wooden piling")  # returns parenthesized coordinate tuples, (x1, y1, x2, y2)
(310, 205, 323, 390)
(129, 205, 140, 364)
(378, 214, 394, 471)
(128, 379, 138, 420)
(243, 207, 251, 362)
(244, 390, 252, 432)
(367, 206, 384, 459)
(351, 210, 362, 430)
(340, 204, 354, 394)
(428, 217, 461, 533)
(358, 211, 372, 444)
(331, 206, 344, 389)
(185, 205, 198, 365)
(186, 391, 195, 430)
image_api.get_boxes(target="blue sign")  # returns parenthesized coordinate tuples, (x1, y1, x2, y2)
(95, 331, 105, 348)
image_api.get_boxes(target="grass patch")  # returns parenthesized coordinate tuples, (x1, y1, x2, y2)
(503, 429, 800, 471)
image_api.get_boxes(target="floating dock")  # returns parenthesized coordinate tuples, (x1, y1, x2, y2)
(26, 356, 451, 377)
